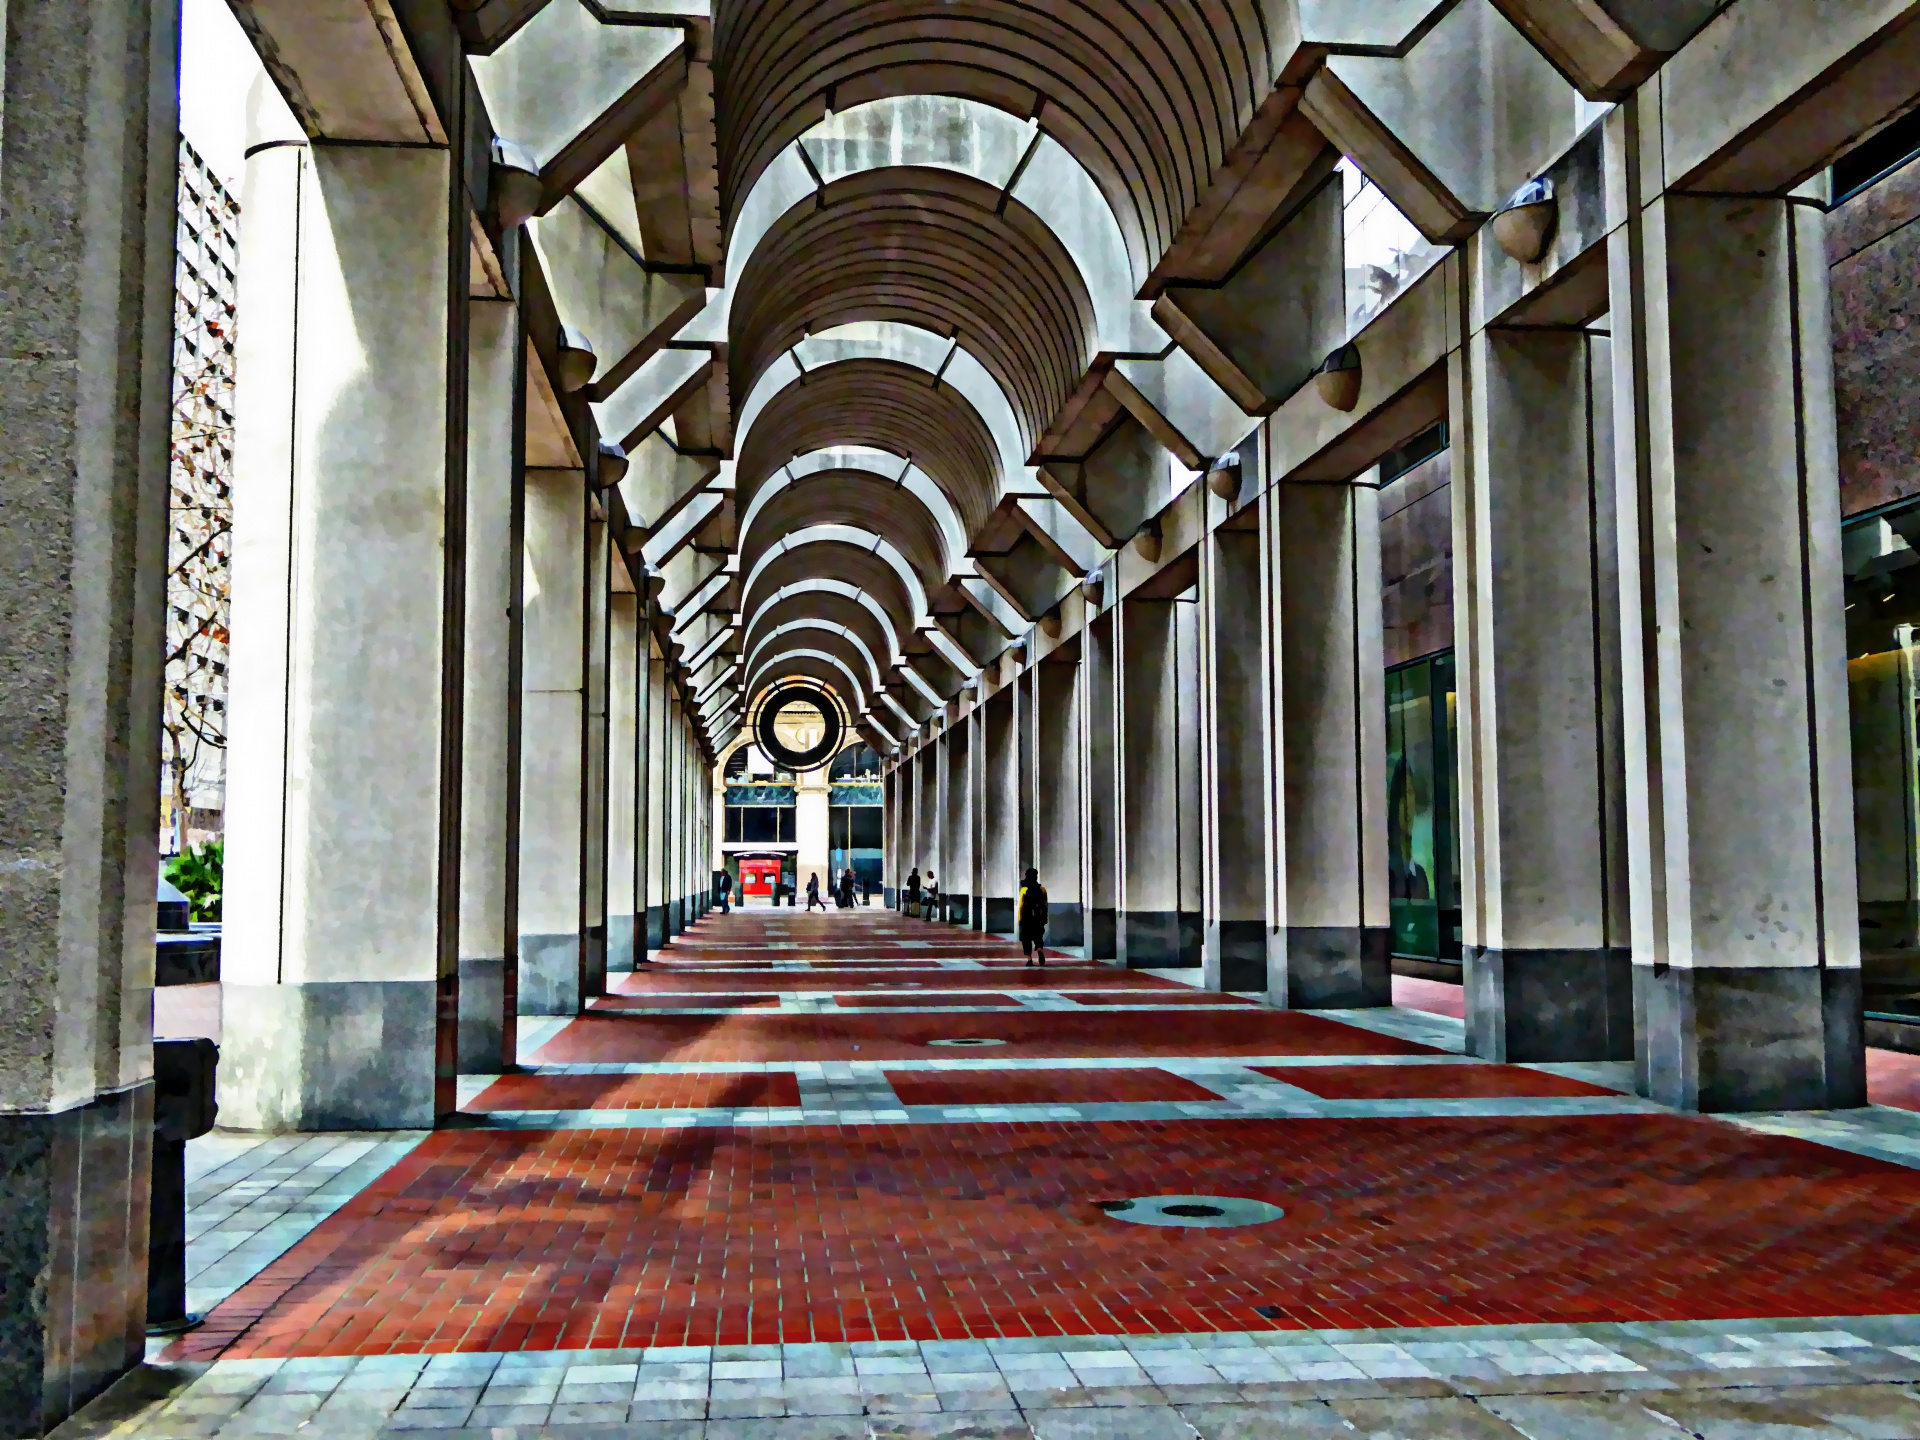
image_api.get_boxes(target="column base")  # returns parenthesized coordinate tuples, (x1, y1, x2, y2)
(884, 886, 897, 907)
(1205, 920, 1266, 991)
(1270, 927, 1391, 1008)
(1120, 912, 1201, 967)
(971, 896, 985, 930)
(222, 982, 438, 1128)
(941, 892, 970, 925)
(607, 915, 636, 974)
(1465, 946, 1633, 1062)
(1635, 964, 1867, 1112)
(0, 1084, 152, 1435)
(457, 957, 505, 1072)
(984, 897, 1015, 935)
(1091, 908, 1118, 959)
(1048, 902, 1085, 948)
(645, 905, 667, 949)
(517, 934, 581, 1015)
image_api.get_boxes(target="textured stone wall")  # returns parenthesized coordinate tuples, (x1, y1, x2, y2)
(1830, 162, 1920, 518)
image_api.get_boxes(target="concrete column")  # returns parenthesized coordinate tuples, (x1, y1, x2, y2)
(580, 518, 610, 994)
(456, 299, 521, 1070)
(1455, 327, 1631, 1061)
(1087, 610, 1121, 958)
(514, 469, 585, 1012)
(607, 592, 640, 970)
(0, 3, 177, 1423)
(885, 763, 904, 906)
(1265, 482, 1391, 1006)
(645, 655, 668, 943)
(968, 706, 988, 928)
(981, 691, 1019, 932)
(915, 743, 939, 895)
(222, 139, 465, 1123)
(1036, 652, 1086, 947)
(1018, 667, 1039, 877)
(631, 604, 652, 960)
(1117, 594, 1202, 966)
(666, 694, 683, 933)
(942, 720, 973, 924)
(1610, 113, 1863, 1109)
(795, 760, 831, 897)
(1201, 521, 1269, 991)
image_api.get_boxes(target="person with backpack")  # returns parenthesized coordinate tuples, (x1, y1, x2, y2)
(904, 869, 922, 917)
(1019, 867, 1050, 966)
(805, 873, 825, 911)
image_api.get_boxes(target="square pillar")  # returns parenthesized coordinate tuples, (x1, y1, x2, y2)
(222, 140, 466, 1124)
(1201, 521, 1270, 990)
(1118, 593, 1202, 966)
(645, 654, 669, 944)
(1454, 324, 1632, 1061)
(606, 592, 640, 971)
(1037, 651, 1086, 947)
(1266, 482, 1391, 1006)
(514, 468, 585, 1013)
(982, 690, 1019, 932)
(0, 4, 176, 1425)
(942, 720, 973, 924)
(580, 518, 610, 995)
(456, 299, 521, 1070)
(1087, 610, 1122, 958)
(1611, 104, 1864, 1110)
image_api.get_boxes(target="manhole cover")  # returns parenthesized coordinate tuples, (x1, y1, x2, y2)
(925, 1037, 1007, 1047)
(1096, 1195, 1284, 1229)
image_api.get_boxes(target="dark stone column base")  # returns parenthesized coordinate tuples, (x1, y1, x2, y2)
(0, 1084, 152, 1435)
(1091, 907, 1118, 959)
(883, 887, 896, 908)
(943, 892, 971, 925)
(1464, 946, 1633, 1062)
(1121, 911, 1194, 967)
(970, 896, 984, 930)
(222, 982, 439, 1129)
(1270, 927, 1391, 1008)
(456, 957, 505, 1072)
(985, 897, 1016, 934)
(1206, 920, 1267, 991)
(1635, 963, 1867, 1111)
(607, 916, 636, 974)
(646, 904, 667, 948)
(517, 933, 581, 1015)
(1049, 902, 1085, 948)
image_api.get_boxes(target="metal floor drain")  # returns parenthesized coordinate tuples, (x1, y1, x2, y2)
(925, 1037, 1007, 1047)
(1096, 1195, 1284, 1229)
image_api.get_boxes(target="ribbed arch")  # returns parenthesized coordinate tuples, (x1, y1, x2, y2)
(745, 592, 899, 688)
(745, 632, 881, 707)
(734, 359, 1003, 538)
(742, 540, 922, 638)
(739, 471, 953, 594)
(729, 168, 1096, 450)
(714, 0, 1292, 280)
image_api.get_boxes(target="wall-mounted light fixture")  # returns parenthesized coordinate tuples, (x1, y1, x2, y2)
(1314, 344, 1362, 412)
(595, 440, 629, 491)
(1206, 455, 1242, 501)
(1039, 608, 1063, 639)
(489, 138, 543, 230)
(556, 325, 596, 393)
(1492, 176, 1557, 264)
(1133, 518, 1163, 564)
(1082, 567, 1106, 603)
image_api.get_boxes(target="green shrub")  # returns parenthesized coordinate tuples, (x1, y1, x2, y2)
(165, 841, 223, 923)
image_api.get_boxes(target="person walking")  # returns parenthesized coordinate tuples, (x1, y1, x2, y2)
(924, 871, 940, 923)
(715, 869, 733, 915)
(805, 873, 824, 912)
(1018, 867, 1049, 966)
(862, 874, 875, 906)
(838, 869, 856, 909)
(905, 869, 922, 917)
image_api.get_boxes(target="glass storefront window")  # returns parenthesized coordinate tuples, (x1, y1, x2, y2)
(1386, 651, 1461, 963)
(1844, 503, 1920, 1022)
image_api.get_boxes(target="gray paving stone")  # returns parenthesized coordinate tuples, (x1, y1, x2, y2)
(1180, 1400, 1353, 1438)
(869, 1414, 1036, 1440)
(1332, 1396, 1533, 1439)
(1479, 1393, 1697, 1439)
(1027, 1406, 1196, 1440)
(1639, 1386, 1920, 1440)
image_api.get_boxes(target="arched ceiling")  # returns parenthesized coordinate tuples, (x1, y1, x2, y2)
(713, 0, 1294, 280)
(728, 167, 1097, 447)
(733, 358, 1004, 538)
(740, 471, 954, 595)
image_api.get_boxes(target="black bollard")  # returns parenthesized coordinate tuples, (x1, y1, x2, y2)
(148, 1038, 218, 1335)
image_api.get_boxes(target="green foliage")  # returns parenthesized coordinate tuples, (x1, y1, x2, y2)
(165, 841, 223, 923)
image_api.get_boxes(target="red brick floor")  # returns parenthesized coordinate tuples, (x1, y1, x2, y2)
(833, 993, 1021, 1008)
(1258, 1064, 1618, 1100)
(531, 1010, 1442, 1064)
(176, 910, 1920, 1365)
(586, 994, 781, 1011)
(178, 1115, 1920, 1359)
(886, 1068, 1222, 1107)
(1871, 1047, 1920, 1112)
(465, 1073, 804, 1112)
(1074, 991, 1258, 1006)
(611, 967, 1191, 993)
(1392, 974, 1467, 1019)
